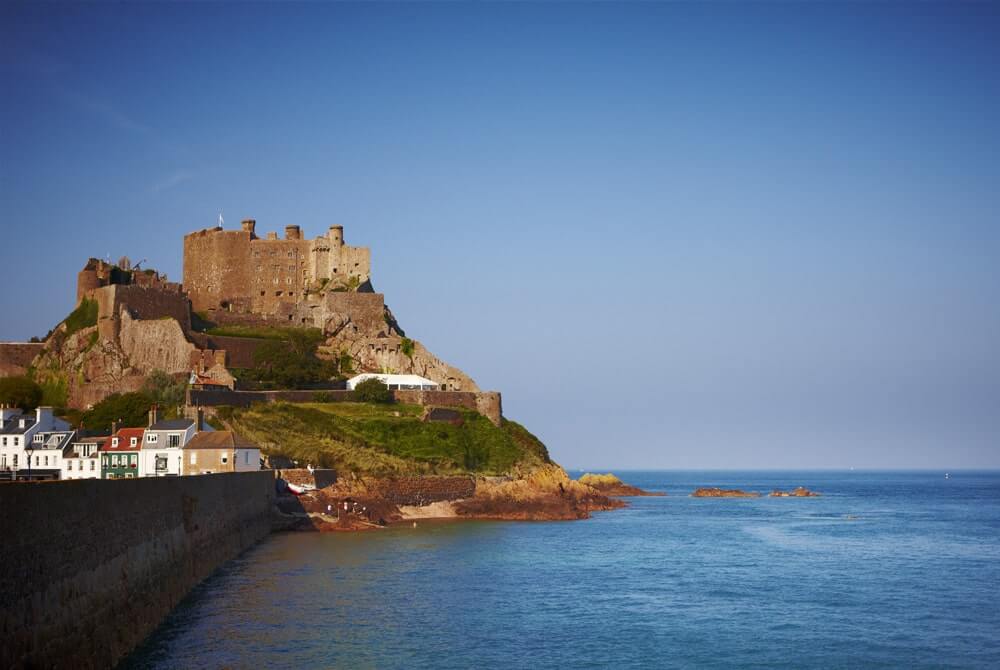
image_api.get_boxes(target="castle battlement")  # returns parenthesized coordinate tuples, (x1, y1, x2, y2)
(182, 220, 371, 316)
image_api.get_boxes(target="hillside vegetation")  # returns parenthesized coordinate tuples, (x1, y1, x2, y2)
(219, 401, 550, 477)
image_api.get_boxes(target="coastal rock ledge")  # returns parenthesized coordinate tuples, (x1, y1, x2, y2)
(769, 487, 820, 497)
(691, 487, 761, 498)
(578, 473, 664, 497)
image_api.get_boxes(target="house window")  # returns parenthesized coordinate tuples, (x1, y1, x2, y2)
(190, 453, 197, 465)
(12, 454, 17, 466)
(245, 451, 250, 464)
(221, 454, 228, 465)
(34, 434, 44, 442)
(68, 461, 73, 471)
(169, 434, 181, 448)
(131, 454, 137, 465)
(2, 437, 6, 446)
(112, 455, 119, 466)
(90, 461, 95, 471)
(155, 456, 168, 472)
(147, 434, 157, 443)
(43, 456, 48, 466)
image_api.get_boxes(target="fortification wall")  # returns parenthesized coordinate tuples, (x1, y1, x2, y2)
(188, 388, 502, 425)
(94, 284, 191, 339)
(0, 343, 44, 377)
(187, 333, 268, 369)
(0, 471, 275, 670)
(183, 228, 253, 313)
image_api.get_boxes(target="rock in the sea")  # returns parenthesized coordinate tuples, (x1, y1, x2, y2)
(769, 486, 820, 497)
(577, 473, 664, 497)
(691, 487, 761, 498)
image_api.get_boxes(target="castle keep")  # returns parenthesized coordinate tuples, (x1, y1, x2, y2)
(183, 220, 371, 316)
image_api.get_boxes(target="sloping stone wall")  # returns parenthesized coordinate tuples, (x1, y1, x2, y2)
(0, 343, 44, 376)
(0, 472, 275, 670)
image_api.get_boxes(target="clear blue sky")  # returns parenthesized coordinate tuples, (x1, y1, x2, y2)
(2, 2, 998, 469)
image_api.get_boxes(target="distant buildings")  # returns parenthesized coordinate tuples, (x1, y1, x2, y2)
(346, 373, 439, 391)
(1, 403, 263, 482)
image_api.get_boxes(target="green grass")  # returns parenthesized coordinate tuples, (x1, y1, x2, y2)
(63, 298, 97, 337)
(203, 325, 323, 340)
(224, 401, 550, 477)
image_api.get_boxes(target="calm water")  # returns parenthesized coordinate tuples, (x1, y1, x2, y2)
(123, 471, 1000, 669)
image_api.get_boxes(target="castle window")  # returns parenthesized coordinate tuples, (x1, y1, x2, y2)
(260, 291, 265, 296)
(270, 251, 276, 257)
(287, 252, 293, 258)
(286, 277, 293, 285)
(256, 265, 262, 272)
(288, 315, 293, 321)
(273, 277, 279, 284)
(275, 291, 283, 297)
(287, 265, 294, 272)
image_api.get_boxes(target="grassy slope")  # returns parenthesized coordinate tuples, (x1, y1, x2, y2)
(224, 401, 550, 477)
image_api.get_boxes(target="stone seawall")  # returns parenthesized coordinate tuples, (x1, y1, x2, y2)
(0, 472, 275, 670)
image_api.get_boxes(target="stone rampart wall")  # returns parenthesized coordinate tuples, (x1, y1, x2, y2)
(0, 343, 44, 377)
(187, 388, 502, 425)
(0, 472, 275, 669)
(187, 333, 268, 369)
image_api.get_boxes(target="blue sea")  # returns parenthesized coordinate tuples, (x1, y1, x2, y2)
(123, 471, 1000, 669)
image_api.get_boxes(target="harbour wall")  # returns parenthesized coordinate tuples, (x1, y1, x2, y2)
(0, 471, 275, 669)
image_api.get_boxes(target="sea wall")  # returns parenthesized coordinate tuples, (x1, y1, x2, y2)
(0, 471, 275, 670)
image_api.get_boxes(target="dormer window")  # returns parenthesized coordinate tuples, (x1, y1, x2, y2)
(130, 437, 138, 447)
(112, 438, 119, 447)
(34, 434, 44, 442)
(147, 434, 158, 443)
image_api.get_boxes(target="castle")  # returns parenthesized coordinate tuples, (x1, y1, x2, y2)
(183, 220, 371, 317)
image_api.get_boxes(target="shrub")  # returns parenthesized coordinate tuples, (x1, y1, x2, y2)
(247, 329, 338, 388)
(142, 370, 187, 412)
(400, 337, 414, 358)
(314, 392, 333, 403)
(64, 298, 98, 337)
(353, 377, 393, 404)
(81, 392, 153, 432)
(0, 377, 43, 411)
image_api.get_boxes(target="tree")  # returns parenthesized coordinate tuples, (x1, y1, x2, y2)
(0, 376, 43, 411)
(353, 377, 393, 404)
(249, 329, 338, 388)
(80, 392, 153, 432)
(142, 370, 187, 412)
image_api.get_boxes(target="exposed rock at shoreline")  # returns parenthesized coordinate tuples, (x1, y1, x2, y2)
(691, 487, 761, 498)
(276, 464, 627, 531)
(577, 473, 664, 497)
(769, 487, 820, 497)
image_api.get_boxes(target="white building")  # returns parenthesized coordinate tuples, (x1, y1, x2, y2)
(61, 434, 105, 480)
(140, 416, 199, 477)
(0, 406, 71, 481)
(346, 373, 439, 391)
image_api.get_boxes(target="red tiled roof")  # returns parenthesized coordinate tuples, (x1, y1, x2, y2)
(101, 428, 146, 452)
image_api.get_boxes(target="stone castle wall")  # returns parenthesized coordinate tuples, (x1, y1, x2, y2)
(187, 388, 503, 425)
(183, 222, 371, 317)
(94, 284, 192, 340)
(0, 343, 44, 377)
(0, 471, 275, 670)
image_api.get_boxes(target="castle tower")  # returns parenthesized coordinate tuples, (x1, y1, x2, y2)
(285, 225, 302, 240)
(241, 219, 257, 238)
(328, 225, 344, 246)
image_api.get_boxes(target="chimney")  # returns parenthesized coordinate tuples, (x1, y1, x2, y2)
(36, 406, 54, 431)
(148, 404, 158, 428)
(196, 406, 205, 432)
(285, 225, 302, 241)
(241, 219, 256, 236)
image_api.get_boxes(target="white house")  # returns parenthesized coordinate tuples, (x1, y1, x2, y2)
(28, 430, 76, 479)
(346, 373, 439, 391)
(139, 414, 199, 478)
(0, 406, 71, 481)
(62, 434, 105, 480)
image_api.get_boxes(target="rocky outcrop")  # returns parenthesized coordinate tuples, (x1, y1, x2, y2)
(578, 473, 664, 497)
(118, 310, 196, 375)
(691, 487, 761, 498)
(770, 487, 820, 497)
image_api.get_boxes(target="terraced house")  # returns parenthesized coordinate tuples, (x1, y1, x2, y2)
(101, 428, 144, 479)
(140, 408, 197, 477)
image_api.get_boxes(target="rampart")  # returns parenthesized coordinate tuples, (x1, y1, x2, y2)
(94, 284, 192, 340)
(0, 342, 44, 376)
(187, 333, 268, 369)
(187, 388, 503, 425)
(0, 472, 275, 670)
